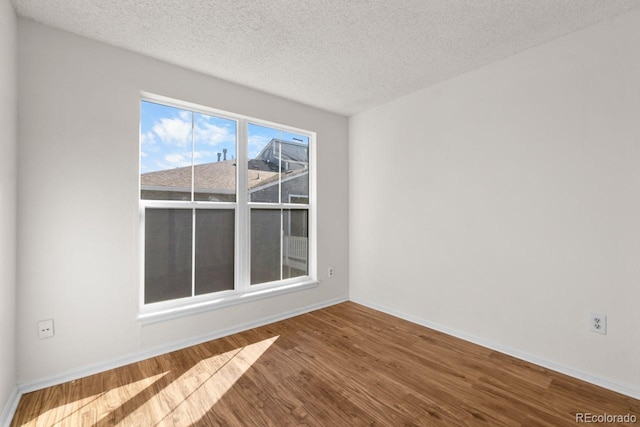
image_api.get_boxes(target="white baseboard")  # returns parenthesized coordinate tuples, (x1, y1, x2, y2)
(0, 386, 20, 427)
(13, 294, 635, 420)
(350, 296, 640, 401)
(18, 295, 348, 394)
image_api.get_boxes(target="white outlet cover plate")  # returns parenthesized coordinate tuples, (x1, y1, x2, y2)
(38, 319, 54, 339)
(590, 313, 606, 335)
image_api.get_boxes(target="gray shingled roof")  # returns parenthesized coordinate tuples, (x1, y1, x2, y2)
(142, 137, 310, 194)
(141, 160, 298, 193)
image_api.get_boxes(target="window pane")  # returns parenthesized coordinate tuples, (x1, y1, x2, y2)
(280, 137, 309, 205)
(195, 209, 235, 295)
(145, 209, 192, 303)
(283, 210, 308, 279)
(248, 124, 309, 204)
(251, 209, 281, 284)
(248, 124, 281, 203)
(194, 113, 237, 202)
(140, 101, 193, 201)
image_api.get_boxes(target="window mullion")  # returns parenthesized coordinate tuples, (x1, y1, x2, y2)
(237, 119, 249, 291)
(280, 209, 284, 281)
(278, 138, 282, 205)
(191, 208, 196, 297)
(191, 112, 195, 202)
(191, 113, 196, 297)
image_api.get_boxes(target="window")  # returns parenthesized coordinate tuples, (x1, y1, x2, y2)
(139, 95, 315, 319)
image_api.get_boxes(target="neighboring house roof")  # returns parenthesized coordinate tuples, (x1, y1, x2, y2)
(256, 138, 309, 169)
(141, 138, 309, 194)
(141, 160, 281, 193)
(248, 167, 308, 193)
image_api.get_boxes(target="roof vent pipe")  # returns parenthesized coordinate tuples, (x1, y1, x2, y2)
(223, 148, 227, 161)
(217, 152, 221, 162)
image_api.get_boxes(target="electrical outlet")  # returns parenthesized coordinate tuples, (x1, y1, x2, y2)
(328, 267, 334, 278)
(590, 313, 606, 335)
(38, 319, 54, 339)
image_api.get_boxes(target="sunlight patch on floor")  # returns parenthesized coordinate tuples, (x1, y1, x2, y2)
(119, 336, 279, 426)
(22, 372, 168, 426)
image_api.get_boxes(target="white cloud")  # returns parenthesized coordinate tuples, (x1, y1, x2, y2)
(164, 153, 191, 168)
(142, 110, 241, 173)
(140, 131, 156, 145)
(193, 150, 213, 160)
(194, 121, 235, 147)
(145, 113, 235, 150)
(248, 134, 270, 158)
(152, 116, 192, 147)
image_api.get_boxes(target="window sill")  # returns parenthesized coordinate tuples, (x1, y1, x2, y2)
(137, 280, 319, 325)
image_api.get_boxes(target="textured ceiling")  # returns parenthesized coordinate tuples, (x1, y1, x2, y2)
(11, 0, 640, 116)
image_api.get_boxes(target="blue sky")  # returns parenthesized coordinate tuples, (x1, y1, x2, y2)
(140, 101, 309, 174)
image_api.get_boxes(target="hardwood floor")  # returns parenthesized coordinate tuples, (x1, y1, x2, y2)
(11, 302, 640, 426)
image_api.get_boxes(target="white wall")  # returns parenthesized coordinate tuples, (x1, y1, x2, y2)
(17, 19, 348, 384)
(0, 0, 17, 416)
(350, 9, 640, 394)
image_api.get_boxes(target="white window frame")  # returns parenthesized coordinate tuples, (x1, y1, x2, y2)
(138, 93, 317, 325)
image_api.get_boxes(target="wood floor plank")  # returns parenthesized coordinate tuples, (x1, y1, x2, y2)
(11, 302, 640, 426)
